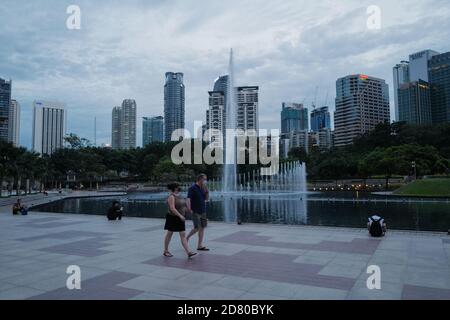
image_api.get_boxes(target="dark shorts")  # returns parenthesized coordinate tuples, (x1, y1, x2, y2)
(192, 213, 207, 229)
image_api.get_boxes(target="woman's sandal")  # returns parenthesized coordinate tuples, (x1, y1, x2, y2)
(163, 251, 173, 257)
(188, 252, 197, 258)
(197, 247, 210, 251)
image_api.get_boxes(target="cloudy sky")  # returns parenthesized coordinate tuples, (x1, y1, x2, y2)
(1, 0, 449, 148)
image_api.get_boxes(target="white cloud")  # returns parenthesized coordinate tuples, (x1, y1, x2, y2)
(0, 0, 449, 148)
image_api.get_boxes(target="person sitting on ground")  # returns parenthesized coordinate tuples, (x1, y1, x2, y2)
(107, 201, 123, 221)
(12, 199, 28, 216)
(367, 215, 387, 237)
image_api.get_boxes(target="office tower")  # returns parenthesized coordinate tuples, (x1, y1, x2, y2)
(32, 101, 66, 155)
(8, 100, 20, 146)
(206, 91, 226, 147)
(398, 80, 432, 125)
(120, 99, 137, 149)
(310, 106, 331, 132)
(164, 72, 185, 142)
(393, 61, 410, 121)
(429, 51, 450, 124)
(409, 50, 440, 82)
(213, 75, 229, 106)
(236, 86, 259, 132)
(0, 78, 12, 142)
(334, 74, 390, 147)
(143, 116, 164, 146)
(111, 106, 121, 150)
(280, 103, 308, 135)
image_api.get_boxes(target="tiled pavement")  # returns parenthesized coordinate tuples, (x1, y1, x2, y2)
(1, 206, 450, 300)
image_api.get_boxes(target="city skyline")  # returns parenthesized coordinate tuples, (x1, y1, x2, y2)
(1, 0, 450, 148)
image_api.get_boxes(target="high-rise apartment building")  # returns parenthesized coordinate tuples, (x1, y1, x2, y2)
(8, 99, 20, 146)
(236, 86, 259, 132)
(334, 74, 390, 147)
(111, 99, 137, 150)
(206, 91, 226, 147)
(32, 101, 66, 155)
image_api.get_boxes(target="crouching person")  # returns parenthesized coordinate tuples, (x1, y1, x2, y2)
(107, 201, 123, 221)
(12, 199, 28, 216)
(368, 215, 387, 237)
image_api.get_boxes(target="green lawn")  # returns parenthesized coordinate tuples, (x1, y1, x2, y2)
(394, 179, 450, 197)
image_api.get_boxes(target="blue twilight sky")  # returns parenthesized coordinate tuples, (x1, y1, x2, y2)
(1, 0, 449, 148)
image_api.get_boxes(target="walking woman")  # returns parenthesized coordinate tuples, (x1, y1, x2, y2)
(164, 183, 197, 258)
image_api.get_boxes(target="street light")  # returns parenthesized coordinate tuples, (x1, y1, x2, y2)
(411, 161, 417, 180)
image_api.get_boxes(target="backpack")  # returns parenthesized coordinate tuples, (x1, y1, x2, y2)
(368, 216, 384, 237)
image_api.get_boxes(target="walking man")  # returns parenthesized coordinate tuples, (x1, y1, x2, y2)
(187, 174, 210, 251)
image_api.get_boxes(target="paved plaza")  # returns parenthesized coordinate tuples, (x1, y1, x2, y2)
(1, 199, 450, 300)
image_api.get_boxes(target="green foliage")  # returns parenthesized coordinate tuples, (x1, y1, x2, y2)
(288, 122, 450, 180)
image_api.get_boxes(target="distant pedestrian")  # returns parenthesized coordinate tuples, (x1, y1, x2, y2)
(12, 199, 28, 216)
(186, 174, 210, 251)
(163, 183, 197, 258)
(107, 201, 123, 221)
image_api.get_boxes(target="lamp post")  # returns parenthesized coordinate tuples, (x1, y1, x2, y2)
(411, 161, 417, 180)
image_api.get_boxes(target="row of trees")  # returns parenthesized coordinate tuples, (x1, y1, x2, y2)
(1, 122, 449, 193)
(288, 122, 450, 187)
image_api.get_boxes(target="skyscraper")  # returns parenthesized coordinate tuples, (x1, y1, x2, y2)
(111, 100, 137, 150)
(409, 50, 440, 82)
(213, 75, 229, 106)
(111, 106, 121, 150)
(236, 86, 259, 132)
(164, 72, 185, 142)
(206, 91, 226, 147)
(310, 106, 331, 132)
(281, 103, 308, 135)
(120, 99, 137, 149)
(393, 61, 410, 121)
(32, 101, 66, 155)
(143, 116, 164, 146)
(334, 74, 390, 147)
(429, 51, 450, 124)
(0, 78, 12, 142)
(8, 100, 20, 146)
(398, 80, 432, 125)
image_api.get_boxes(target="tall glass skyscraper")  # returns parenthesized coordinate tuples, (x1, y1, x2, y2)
(334, 74, 390, 147)
(281, 103, 308, 135)
(164, 72, 185, 142)
(393, 61, 410, 121)
(429, 51, 450, 124)
(143, 116, 164, 146)
(0, 78, 12, 142)
(310, 106, 331, 132)
(398, 80, 432, 125)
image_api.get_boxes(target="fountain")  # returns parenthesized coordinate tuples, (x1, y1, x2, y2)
(219, 49, 308, 224)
